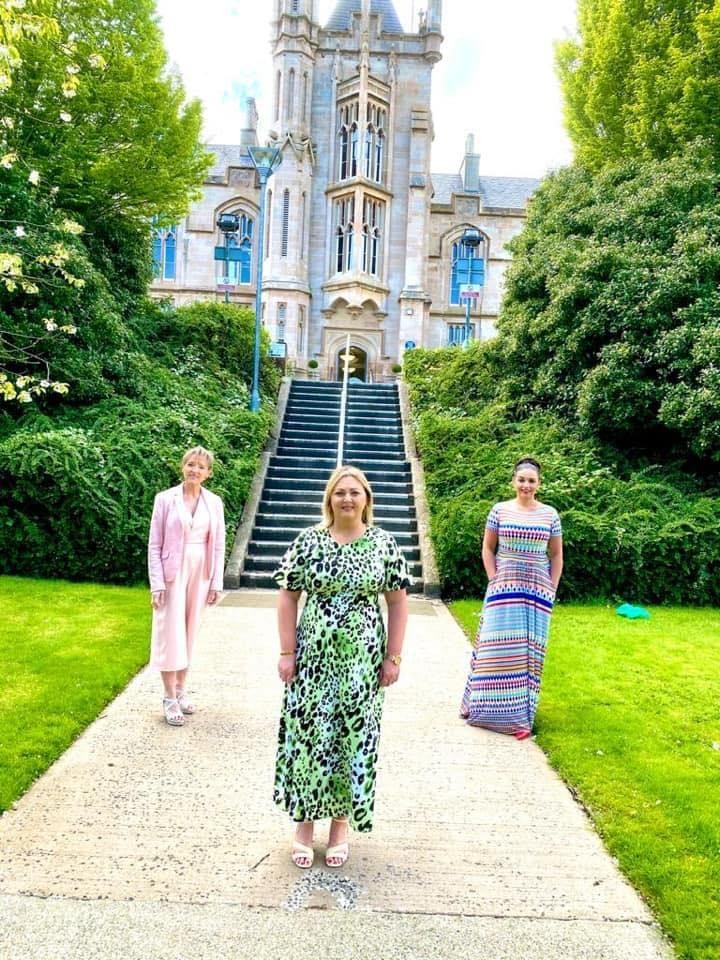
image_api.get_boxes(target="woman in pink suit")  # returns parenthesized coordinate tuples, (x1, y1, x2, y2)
(148, 446, 226, 726)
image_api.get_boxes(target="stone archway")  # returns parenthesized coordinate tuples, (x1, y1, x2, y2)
(336, 345, 368, 381)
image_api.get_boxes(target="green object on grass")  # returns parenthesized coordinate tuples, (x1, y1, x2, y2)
(616, 603, 651, 619)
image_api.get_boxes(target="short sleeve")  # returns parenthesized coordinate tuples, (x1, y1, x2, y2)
(382, 531, 411, 592)
(273, 528, 312, 591)
(486, 505, 500, 532)
(550, 509, 562, 538)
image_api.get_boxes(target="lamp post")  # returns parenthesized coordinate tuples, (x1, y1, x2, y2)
(216, 212, 240, 304)
(247, 144, 282, 412)
(458, 226, 483, 345)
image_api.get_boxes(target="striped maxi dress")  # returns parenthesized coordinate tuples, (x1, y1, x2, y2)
(460, 501, 562, 736)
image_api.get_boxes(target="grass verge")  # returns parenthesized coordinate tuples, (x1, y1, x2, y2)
(450, 600, 720, 960)
(1, 575, 150, 813)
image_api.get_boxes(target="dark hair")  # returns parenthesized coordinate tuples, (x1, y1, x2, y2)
(513, 457, 541, 476)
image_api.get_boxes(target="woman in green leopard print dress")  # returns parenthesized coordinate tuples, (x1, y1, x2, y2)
(273, 465, 410, 869)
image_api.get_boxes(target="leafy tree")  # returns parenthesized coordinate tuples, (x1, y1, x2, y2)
(0, 0, 211, 402)
(496, 143, 720, 463)
(558, 0, 720, 169)
(5, 0, 210, 230)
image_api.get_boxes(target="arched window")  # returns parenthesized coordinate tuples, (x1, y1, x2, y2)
(337, 100, 359, 181)
(152, 225, 178, 281)
(300, 191, 307, 261)
(274, 71, 281, 121)
(334, 195, 354, 273)
(297, 305, 305, 353)
(265, 189, 272, 256)
(215, 212, 254, 285)
(277, 302, 287, 341)
(287, 68, 295, 121)
(450, 234, 485, 305)
(361, 197, 383, 276)
(281, 189, 290, 257)
(364, 104, 386, 183)
(301, 72, 309, 123)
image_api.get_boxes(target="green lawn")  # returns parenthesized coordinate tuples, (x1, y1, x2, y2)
(451, 600, 720, 960)
(1, 576, 150, 813)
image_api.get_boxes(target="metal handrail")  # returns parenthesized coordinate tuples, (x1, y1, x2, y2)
(336, 333, 351, 467)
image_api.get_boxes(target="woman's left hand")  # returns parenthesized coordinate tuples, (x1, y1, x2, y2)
(379, 659, 400, 687)
(207, 590, 221, 605)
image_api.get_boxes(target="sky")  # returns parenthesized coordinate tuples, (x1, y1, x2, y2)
(155, 0, 578, 178)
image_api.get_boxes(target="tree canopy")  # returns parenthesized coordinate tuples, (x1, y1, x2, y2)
(557, 0, 720, 169)
(0, 0, 211, 401)
(495, 142, 720, 464)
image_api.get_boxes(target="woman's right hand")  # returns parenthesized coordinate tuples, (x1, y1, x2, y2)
(151, 590, 166, 610)
(278, 653, 296, 684)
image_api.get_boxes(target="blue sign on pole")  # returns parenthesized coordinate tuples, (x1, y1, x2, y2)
(404, 340, 416, 350)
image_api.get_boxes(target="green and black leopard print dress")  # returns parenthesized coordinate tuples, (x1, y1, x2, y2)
(273, 525, 410, 832)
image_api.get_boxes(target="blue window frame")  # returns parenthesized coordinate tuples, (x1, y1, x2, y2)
(447, 323, 473, 346)
(152, 226, 177, 280)
(216, 213, 254, 284)
(450, 238, 485, 305)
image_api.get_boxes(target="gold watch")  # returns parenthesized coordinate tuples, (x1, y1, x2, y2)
(386, 654, 402, 666)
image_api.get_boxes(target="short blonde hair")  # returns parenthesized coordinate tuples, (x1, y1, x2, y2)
(321, 465, 374, 527)
(180, 445, 215, 476)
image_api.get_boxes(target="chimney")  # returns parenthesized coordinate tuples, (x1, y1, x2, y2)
(461, 132, 480, 192)
(240, 97, 259, 148)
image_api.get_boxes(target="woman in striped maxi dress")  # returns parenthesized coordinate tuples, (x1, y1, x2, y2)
(460, 458, 563, 739)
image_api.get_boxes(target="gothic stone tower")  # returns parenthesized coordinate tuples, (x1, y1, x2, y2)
(265, 0, 443, 381)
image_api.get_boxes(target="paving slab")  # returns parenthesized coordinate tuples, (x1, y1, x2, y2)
(0, 593, 673, 959)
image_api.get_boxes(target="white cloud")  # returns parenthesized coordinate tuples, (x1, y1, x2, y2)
(156, 0, 576, 177)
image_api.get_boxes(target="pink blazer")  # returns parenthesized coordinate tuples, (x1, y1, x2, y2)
(147, 484, 226, 594)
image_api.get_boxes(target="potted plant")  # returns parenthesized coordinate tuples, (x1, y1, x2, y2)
(391, 362, 403, 381)
(307, 357, 319, 380)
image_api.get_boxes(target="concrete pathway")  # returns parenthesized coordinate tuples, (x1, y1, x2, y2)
(0, 593, 672, 960)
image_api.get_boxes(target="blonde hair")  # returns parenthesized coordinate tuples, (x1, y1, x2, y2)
(180, 445, 215, 476)
(321, 465, 374, 527)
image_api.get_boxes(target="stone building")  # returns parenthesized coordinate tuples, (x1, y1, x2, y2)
(151, 0, 539, 381)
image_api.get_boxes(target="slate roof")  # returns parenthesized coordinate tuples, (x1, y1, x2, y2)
(325, 0, 404, 34)
(207, 145, 254, 178)
(431, 173, 540, 210)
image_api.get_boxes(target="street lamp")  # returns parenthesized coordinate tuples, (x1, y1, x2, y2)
(215, 212, 240, 304)
(457, 226, 483, 345)
(248, 144, 282, 412)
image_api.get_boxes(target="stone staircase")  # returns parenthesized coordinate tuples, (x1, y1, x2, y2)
(239, 380, 423, 592)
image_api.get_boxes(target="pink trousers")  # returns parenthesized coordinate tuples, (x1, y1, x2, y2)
(150, 542, 210, 672)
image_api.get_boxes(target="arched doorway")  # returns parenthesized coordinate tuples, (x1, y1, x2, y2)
(336, 345, 367, 382)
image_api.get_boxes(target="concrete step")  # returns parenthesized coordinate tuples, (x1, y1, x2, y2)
(251, 519, 419, 541)
(263, 475, 414, 495)
(259, 497, 416, 517)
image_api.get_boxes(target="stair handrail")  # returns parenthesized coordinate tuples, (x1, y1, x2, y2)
(336, 333, 351, 467)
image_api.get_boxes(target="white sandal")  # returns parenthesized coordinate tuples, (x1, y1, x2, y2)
(162, 698, 185, 726)
(176, 688, 196, 715)
(325, 818, 349, 868)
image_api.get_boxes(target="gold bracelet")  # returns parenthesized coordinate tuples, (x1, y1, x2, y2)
(280, 650, 296, 656)
(386, 654, 402, 666)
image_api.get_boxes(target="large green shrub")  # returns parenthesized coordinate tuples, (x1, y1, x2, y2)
(0, 363, 273, 583)
(406, 352, 720, 603)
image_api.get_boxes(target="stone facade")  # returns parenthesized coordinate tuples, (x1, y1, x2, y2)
(150, 0, 539, 381)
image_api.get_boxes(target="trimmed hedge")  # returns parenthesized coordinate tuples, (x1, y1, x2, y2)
(0, 302, 278, 584)
(405, 349, 720, 604)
